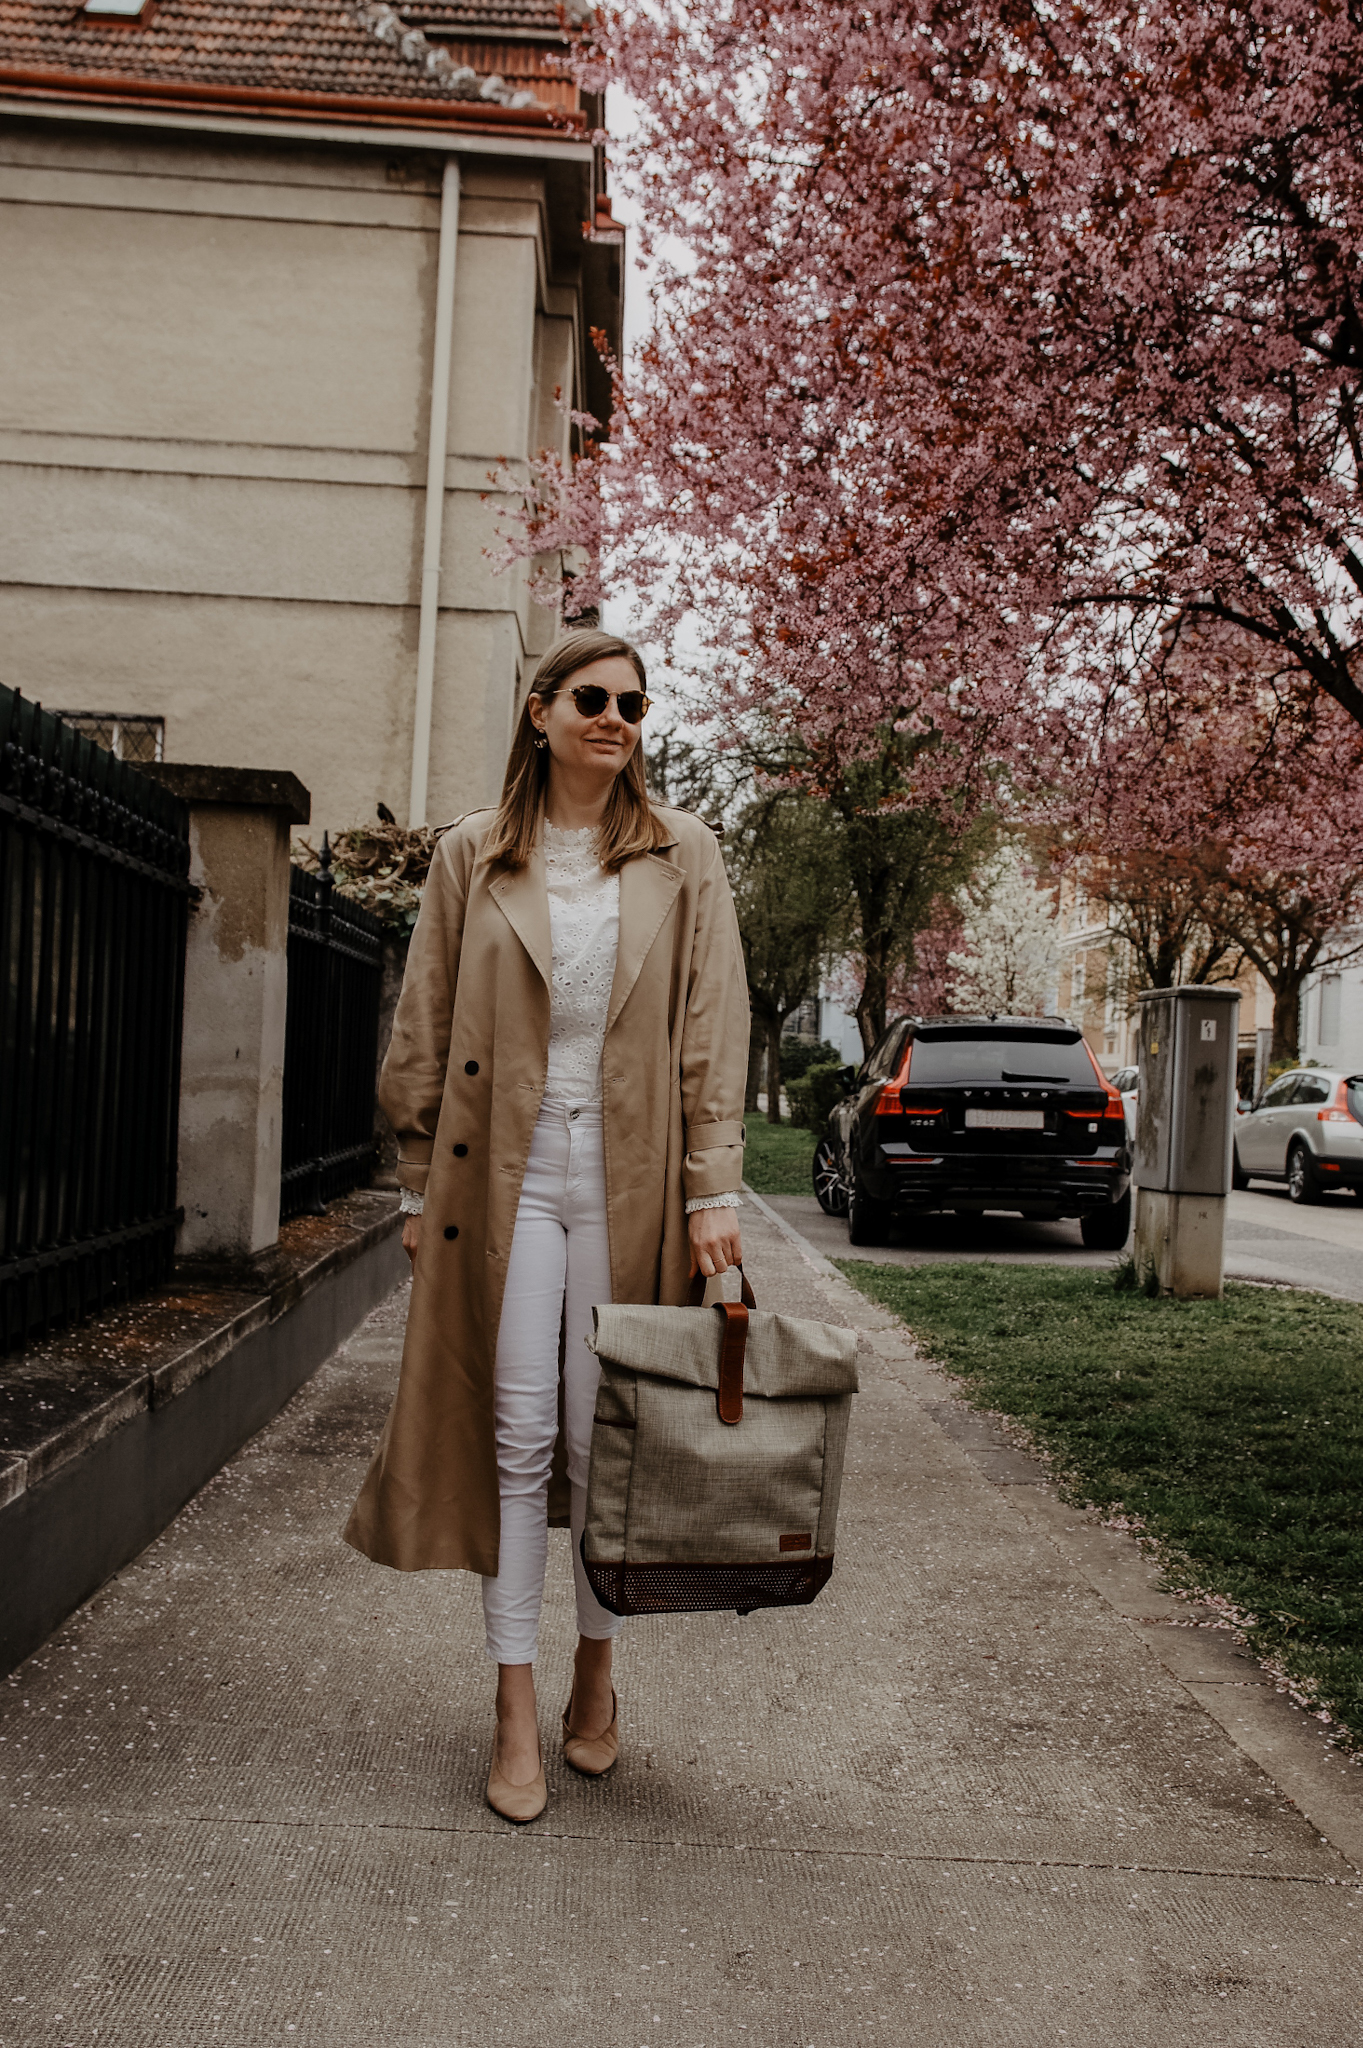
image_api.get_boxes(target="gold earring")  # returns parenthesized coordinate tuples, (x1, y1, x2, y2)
(533, 731, 549, 752)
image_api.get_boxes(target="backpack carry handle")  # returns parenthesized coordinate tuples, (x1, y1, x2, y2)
(686, 1262, 757, 1310)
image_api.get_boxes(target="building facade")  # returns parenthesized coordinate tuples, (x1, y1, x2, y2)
(1300, 947, 1363, 1073)
(0, 0, 622, 832)
(1053, 872, 1274, 1088)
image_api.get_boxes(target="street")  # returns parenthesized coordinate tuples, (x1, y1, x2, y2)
(763, 1185, 1363, 1303)
(4, 1193, 1362, 2046)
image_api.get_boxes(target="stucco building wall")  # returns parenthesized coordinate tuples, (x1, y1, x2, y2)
(0, 118, 592, 833)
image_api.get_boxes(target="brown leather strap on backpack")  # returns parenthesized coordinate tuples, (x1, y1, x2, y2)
(713, 1301, 748, 1426)
(685, 1265, 755, 1425)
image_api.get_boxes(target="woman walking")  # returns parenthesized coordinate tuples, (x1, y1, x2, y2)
(344, 629, 749, 1823)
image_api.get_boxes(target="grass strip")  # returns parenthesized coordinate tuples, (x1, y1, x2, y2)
(742, 1118, 817, 1197)
(837, 1259, 1363, 1747)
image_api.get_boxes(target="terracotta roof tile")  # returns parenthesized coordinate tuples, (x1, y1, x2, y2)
(0, 0, 580, 112)
(405, 0, 587, 29)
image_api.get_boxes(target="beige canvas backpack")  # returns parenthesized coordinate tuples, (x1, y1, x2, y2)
(581, 1273, 859, 1617)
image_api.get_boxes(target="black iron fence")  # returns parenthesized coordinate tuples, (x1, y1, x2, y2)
(280, 839, 384, 1220)
(0, 686, 191, 1350)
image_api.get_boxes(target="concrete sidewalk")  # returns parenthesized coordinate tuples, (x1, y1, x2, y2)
(4, 1198, 1362, 2046)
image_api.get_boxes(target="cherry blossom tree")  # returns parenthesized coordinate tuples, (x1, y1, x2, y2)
(1085, 846, 1244, 994)
(513, 0, 1363, 773)
(496, 1, 1363, 1056)
(1060, 670, 1363, 1058)
(827, 909, 966, 1025)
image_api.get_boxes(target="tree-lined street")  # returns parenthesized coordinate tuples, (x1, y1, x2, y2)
(4, 0, 1363, 2037)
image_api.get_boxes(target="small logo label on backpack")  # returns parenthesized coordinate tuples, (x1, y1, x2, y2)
(779, 1533, 813, 1551)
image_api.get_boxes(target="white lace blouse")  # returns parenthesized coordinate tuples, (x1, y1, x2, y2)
(543, 819, 619, 1105)
(399, 821, 738, 1218)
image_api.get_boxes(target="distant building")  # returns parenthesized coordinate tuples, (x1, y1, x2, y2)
(0, 0, 622, 830)
(1300, 948, 1363, 1072)
(1052, 872, 1272, 1085)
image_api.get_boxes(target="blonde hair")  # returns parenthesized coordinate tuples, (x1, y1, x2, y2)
(482, 629, 667, 872)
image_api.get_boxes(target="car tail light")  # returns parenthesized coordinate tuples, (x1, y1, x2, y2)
(876, 1039, 946, 1123)
(1084, 1047, 1127, 1121)
(875, 1040, 911, 1115)
(1318, 1079, 1355, 1124)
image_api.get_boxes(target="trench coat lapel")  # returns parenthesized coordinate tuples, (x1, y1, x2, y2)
(487, 844, 552, 986)
(608, 852, 684, 1033)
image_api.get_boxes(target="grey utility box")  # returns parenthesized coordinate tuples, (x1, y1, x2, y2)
(1133, 985, 1241, 1297)
(1134, 985, 1241, 1194)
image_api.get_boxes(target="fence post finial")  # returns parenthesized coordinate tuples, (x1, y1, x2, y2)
(317, 830, 334, 915)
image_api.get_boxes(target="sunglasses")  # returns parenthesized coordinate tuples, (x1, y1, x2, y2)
(559, 682, 651, 724)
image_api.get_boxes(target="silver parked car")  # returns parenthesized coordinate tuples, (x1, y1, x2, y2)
(1109, 1064, 1139, 1140)
(1233, 1067, 1363, 1202)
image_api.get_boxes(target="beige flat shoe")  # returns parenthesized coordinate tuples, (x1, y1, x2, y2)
(486, 1728, 547, 1824)
(562, 1687, 619, 1777)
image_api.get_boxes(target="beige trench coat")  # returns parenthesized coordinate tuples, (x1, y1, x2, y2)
(342, 804, 749, 1576)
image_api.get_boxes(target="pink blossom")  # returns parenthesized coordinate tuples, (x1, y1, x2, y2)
(501, 0, 1363, 778)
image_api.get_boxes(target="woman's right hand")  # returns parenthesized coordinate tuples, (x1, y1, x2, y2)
(402, 1214, 421, 1270)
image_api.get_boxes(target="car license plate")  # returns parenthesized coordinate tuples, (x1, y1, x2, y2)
(965, 1108, 1045, 1130)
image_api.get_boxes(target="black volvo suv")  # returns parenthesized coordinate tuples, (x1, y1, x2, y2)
(814, 1015, 1132, 1250)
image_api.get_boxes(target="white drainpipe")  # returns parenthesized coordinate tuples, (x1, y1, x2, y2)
(408, 155, 461, 827)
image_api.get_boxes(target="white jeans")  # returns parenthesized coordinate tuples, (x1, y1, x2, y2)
(481, 1098, 624, 1665)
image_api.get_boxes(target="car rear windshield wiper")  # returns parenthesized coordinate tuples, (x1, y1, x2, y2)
(1000, 1069, 1070, 1084)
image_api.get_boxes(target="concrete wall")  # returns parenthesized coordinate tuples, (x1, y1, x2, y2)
(0, 122, 579, 832)
(0, 1204, 407, 1678)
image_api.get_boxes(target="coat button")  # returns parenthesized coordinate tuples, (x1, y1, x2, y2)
(452, 1143, 468, 1157)
(464, 1060, 479, 1075)
(444, 1225, 459, 1240)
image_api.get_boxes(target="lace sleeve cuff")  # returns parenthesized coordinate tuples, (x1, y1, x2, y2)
(399, 1189, 425, 1216)
(684, 1192, 742, 1214)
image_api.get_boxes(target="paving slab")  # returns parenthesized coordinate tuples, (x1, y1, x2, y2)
(2, 1201, 1362, 2046)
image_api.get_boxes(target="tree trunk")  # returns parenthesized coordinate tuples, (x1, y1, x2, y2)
(856, 940, 889, 1052)
(1271, 977, 1304, 1064)
(1228, 895, 1326, 1067)
(745, 1028, 764, 1113)
(765, 1016, 785, 1123)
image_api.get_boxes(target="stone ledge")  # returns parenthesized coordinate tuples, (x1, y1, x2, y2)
(0, 1189, 406, 1677)
(140, 761, 311, 824)
(0, 1190, 399, 1509)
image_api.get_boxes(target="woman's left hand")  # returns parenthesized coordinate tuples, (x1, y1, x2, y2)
(687, 1205, 743, 1279)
